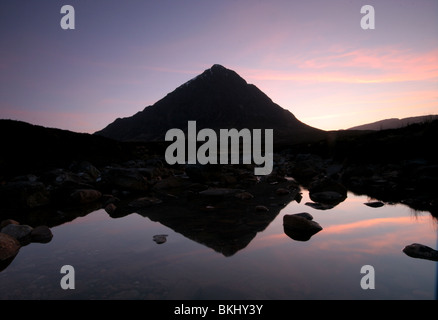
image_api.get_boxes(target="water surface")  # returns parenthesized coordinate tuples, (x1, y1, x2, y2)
(0, 190, 436, 300)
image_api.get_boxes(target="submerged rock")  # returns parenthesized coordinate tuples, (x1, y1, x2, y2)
(283, 213, 323, 241)
(153, 234, 168, 244)
(402, 243, 438, 261)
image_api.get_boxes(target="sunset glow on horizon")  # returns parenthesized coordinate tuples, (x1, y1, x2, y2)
(1, 0, 437, 133)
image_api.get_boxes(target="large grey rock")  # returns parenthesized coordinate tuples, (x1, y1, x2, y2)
(1, 224, 33, 243)
(0, 219, 19, 229)
(403, 243, 438, 261)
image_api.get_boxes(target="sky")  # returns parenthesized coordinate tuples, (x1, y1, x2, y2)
(1, 0, 437, 133)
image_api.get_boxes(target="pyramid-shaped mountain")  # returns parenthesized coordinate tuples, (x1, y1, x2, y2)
(95, 64, 325, 144)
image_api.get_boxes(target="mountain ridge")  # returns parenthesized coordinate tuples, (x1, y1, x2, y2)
(347, 115, 438, 131)
(94, 64, 325, 144)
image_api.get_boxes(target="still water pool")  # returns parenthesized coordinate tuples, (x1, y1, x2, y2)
(0, 190, 437, 300)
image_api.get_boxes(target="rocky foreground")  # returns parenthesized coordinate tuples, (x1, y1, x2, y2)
(1, 120, 438, 266)
(1, 145, 437, 263)
(0, 219, 53, 271)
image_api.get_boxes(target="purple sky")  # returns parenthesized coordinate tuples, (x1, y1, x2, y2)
(1, 0, 437, 133)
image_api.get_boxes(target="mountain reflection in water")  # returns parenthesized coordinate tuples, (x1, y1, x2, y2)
(0, 189, 436, 300)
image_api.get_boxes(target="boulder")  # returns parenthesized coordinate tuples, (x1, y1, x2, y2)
(30, 226, 53, 243)
(283, 213, 323, 241)
(402, 243, 438, 261)
(0, 219, 19, 229)
(0, 233, 20, 271)
(70, 189, 102, 205)
(1, 224, 33, 244)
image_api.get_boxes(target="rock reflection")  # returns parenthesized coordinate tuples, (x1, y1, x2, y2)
(110, 180, 300, 257)
(283, 213, 323, 242)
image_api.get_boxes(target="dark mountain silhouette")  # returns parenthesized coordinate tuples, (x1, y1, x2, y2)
(347, 115, 438, 131)
(94, 64, 325, 144)
(0, 119, 152, 179)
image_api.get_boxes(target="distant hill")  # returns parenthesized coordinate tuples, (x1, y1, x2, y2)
(95, 64, 326, 144)
(0, 119, 142, 178)
(347, 115, 438, 131)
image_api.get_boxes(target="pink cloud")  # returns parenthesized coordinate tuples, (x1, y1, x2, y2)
(322, 217, 414, 235)
(241, 47, 438, 84)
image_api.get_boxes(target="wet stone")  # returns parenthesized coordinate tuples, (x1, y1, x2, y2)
(30, 226, 53, 243)
(0, 233, 20, 261)
(1, 224, 33, 243)
(153, 235, 168, 244)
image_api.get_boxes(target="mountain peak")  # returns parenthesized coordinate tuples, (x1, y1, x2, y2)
(182, 64, 245, 87)
(211, 64, 226, 71)
(95, 65, 324, 143)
